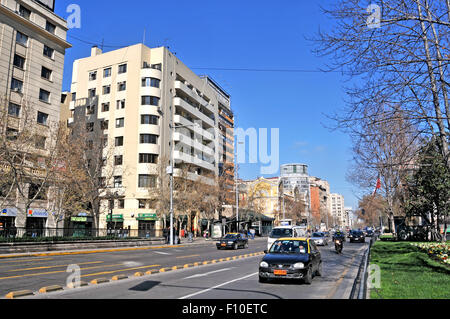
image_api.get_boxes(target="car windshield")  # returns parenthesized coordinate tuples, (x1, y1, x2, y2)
(223, 234, 238, 239)
(312, 233, 323, 237)
(269, 240, 308, 254)
(353, 231, 363, 236)
(269, 228, 293, 238)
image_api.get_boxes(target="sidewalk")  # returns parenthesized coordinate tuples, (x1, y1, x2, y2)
(0, 236, 268, 259)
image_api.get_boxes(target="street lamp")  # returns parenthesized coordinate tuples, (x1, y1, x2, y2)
(107, 191, 119, 236)
(168, 121, 200, 245)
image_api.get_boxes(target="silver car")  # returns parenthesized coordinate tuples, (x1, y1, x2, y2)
(310, 232, 328, 246)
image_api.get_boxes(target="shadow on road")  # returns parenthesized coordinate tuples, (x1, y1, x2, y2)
(129, 280, 161, 292)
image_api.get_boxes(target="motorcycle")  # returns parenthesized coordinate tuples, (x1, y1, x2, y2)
(334, 239, 343, 254)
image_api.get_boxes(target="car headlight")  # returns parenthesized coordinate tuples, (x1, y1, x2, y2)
(260, 261, 269, 268)
(228, 241, 234, 244)
(293, 262, 305, 269)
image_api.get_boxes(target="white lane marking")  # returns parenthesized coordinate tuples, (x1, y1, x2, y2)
(179, 272, 258, 299)
(184, 268, 234, 280)
(122, 261, 143, 267)
(153, 251, 171, 255)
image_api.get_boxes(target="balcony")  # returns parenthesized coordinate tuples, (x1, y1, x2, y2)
(173, 115, 215, 141)
(141, 67, 162, 80)
(173, 131, 215, 157)
(173, 150, 215, 172)
(174, 80, 215, 113)
(173, 97, 215, 128)
(173, 168, 215, 186)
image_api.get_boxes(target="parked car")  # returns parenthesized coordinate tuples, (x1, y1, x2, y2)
(259, 238, 322, 284)
(310, 232, 328, 246)
(349, 230, 365, 243)
(216, 233, 248, 250)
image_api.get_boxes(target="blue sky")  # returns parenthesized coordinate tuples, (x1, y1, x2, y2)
(55, 0, 361, 209)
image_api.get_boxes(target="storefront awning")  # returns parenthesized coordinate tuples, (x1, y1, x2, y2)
(1, 208, 17, 217)
(136, 213, 157, 221)
(106, 214, 124, 222)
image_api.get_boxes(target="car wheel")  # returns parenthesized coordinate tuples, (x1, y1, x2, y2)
(316, 262, 323, 277)
(304, 266, 313, 285)
(259, 276, 268, 283)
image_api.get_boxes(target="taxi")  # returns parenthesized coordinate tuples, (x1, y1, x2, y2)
(258, 237, 322, 284)
(216, 233, 249, 250)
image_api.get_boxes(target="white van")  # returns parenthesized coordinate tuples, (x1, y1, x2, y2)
(267, 226, 307, 250)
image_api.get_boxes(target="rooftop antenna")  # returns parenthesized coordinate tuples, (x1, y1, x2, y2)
(100, 38, 104, 51)
(143, 28, 146, 45)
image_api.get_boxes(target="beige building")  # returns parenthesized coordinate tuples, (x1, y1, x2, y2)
(241, 177, 280, 220)
(0, 0, 70, 231)
(68, 43, 232, 235)
(330, 193, 346, 228)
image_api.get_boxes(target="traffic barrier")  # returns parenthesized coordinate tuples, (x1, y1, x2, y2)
(90, 278, 109, 285)
(145, 269, 159, 275)
(67, 281, 88, 289)
(134, 272, 145, 277)
(112, 275, 128, 281)
(5, 290, 34, 299)
(39, 285, 63, 294)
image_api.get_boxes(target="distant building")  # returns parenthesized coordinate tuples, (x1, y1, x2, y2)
(309, 177, 331, 228)
(279, 164, 310, 223)
(330, 193, 345, 228)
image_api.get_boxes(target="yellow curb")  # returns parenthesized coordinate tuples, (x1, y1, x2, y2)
(183, 264, 192, 268)
(67, 281, 88, 289)
(90, 278, 109, 285)
(232, 256, 237, 260)
(39, 285, 63, 294)
(145, 270, 159, 275)
(211, 260, 217, 264)
(112, 275, 128, 281)
(172, 266, 179, 270)
(226, 257, 231, 261)
(203, 261, 210, 265)
(219, 258, 225, 262)
(134, 272, 145, 277)
(193, 262, 200, 266)
(5, 290, 34, 299)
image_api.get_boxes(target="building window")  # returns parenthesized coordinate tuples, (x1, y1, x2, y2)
(117, 81, 126, 91)
(140, 134, 158, 144)
(138, 175, 156, 188)
(41, 67, 52, 81)
(142, 77, 160, 88)
(102, 135, 108, 147)
(45, 21, 56, 34)
(114, 176, 122, 188)
(28, 183, 47, 200)
(115, 136, 124, 146)
(86, 122, 94, 132)
(39, 89, 50, 103)
(114, 155, 123, 166)
(141, 115, 159, 125)
(115, 118, 124, 128)
(88, 88, 96, 98)
(118, 199, 125, 209)
(16, 31, 28, 46)
(100, 120, 109, 130)
(101, 103, 110, 112)
(152, 64, 162, 71)
(43, 45, 54, 59)
(103, 85, 111, 95)
(35, 136, 46, 149)
(6, 128, 18, 141)
(13, 54, 25, 69)
(71, 92, 77, 101)
(139, 153, 158, 164)
(138, 200, 146, 209)
(104, 67, 111, 78)
(118, 64, 127, 74)
(8, 103, 21, 117)
(141, 96, 159, 106)
(89, 71, 97, 81)
(37, 111, 48, 125)
(18, 5, 31, 19)
(11, 78, 23, 93)
(116, 100, 125, 109)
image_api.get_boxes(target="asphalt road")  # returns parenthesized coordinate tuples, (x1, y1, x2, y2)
(14, 238, 368, 299)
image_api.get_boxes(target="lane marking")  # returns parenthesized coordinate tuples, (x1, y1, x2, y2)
(6, 261, 104, 272)
(179, 272, 258, 299)
(81, 264, 160, 278)
(0, 258, 54, 264)
(184, 268, 234, 280)
(153, 251, 171, 255)
(176, 255, 200, 259)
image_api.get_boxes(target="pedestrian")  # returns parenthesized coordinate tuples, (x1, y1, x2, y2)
(180, 228, 185, 238)
(250, 228, 255, 240)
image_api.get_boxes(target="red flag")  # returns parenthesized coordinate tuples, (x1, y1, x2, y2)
(373, 178, 381, 196)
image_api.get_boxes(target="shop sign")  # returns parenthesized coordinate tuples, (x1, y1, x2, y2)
(1, 208, 17, 217)
(137, 213, 157, 221)
(106, 214, 124, 222)
(27, 209, 48, 218)
(78, 212, 88, 217)
(71, 217, 88, 222)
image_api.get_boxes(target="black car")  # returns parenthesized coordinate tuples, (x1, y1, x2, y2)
(365, 229, 374, 237)
(259, 238, 322, 284)
(349, 230, 365, 243)
(216, 233, 248, 250)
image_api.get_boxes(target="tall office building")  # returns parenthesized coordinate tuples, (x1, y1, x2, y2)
(0, 0, 71, 232)
(68, 44, 232, 235)
(330, 193, 346, 228)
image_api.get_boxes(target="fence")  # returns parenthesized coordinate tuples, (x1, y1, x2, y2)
(0, 227, 163, 241)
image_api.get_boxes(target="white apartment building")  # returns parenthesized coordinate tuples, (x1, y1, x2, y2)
(330, 193, 346, 228)
(68, 44, 232, 235)
(0, 0, 70, 233)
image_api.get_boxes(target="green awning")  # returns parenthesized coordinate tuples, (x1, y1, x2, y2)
(106, 214, 124, 222)
(71, 217, 88, 222)
(136, 213, 157, 221)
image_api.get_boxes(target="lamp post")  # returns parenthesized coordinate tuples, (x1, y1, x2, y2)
(169, 121, 200, 245)
(107, 191, 119, 236)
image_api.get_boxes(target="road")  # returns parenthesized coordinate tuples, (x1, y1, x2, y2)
(0, 237, 370, 299)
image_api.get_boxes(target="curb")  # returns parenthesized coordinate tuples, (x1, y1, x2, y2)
(90, 278, 110, 285)
(5, 290, 34, 299)
(112, 275, 129, 281)
(67, 281, 89, 289)
(39, 285, 64, 294)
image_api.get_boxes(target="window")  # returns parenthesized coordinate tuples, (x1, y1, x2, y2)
(13, 54, 25, 69)
(37, 111, 48, 125)
(88, 88, 96, 98)
(28, 183, 47, 200)
(8, 103, 21, 117)
(117, 81, 126, 91)
(16, 31, 28, 46)
(138, 175, 156, 188)
(101, 103, 110, 112)
(6, 128, 18, 141)
(138, 200, 146, 209)
(141, 96, 160, 106)
(152, 64, 162, 71)
(115, 118, 124, 128)
(100, 120, 109, 130)
(142, 77, 160, 88)
(11, 78, 23, 93)
(72, 92, 77, 101)
(103, 85, 111, 95)
(43, 45, 54, 59)
(18, 5, 31, 20)
(141, 115, 159, 125)
(35, 136, 46, 149)
(114, 155, 123, 166)
(139, 153, 158, 164)
(102, 135, 108, 147)
(118, 199, 125, 209)
(104, 68, 111, 78)
(45, 21, 56, 34)
(116, 100, 125, 109)
(114, 176, 123, 188)
(140, 134, 158, 144)
(41, 67, 52, 80)
(115, 136, 124, 146)
(86, 122, 94, 132)
(39, 89, 50, 103)
(118, 64, 127, 74)
(89, 71, 97, 81)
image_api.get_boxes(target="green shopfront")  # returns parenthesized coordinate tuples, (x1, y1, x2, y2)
(69, 213, 93, 237)
(106, 214, 124, 231)
(137, 213, 157, 238)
